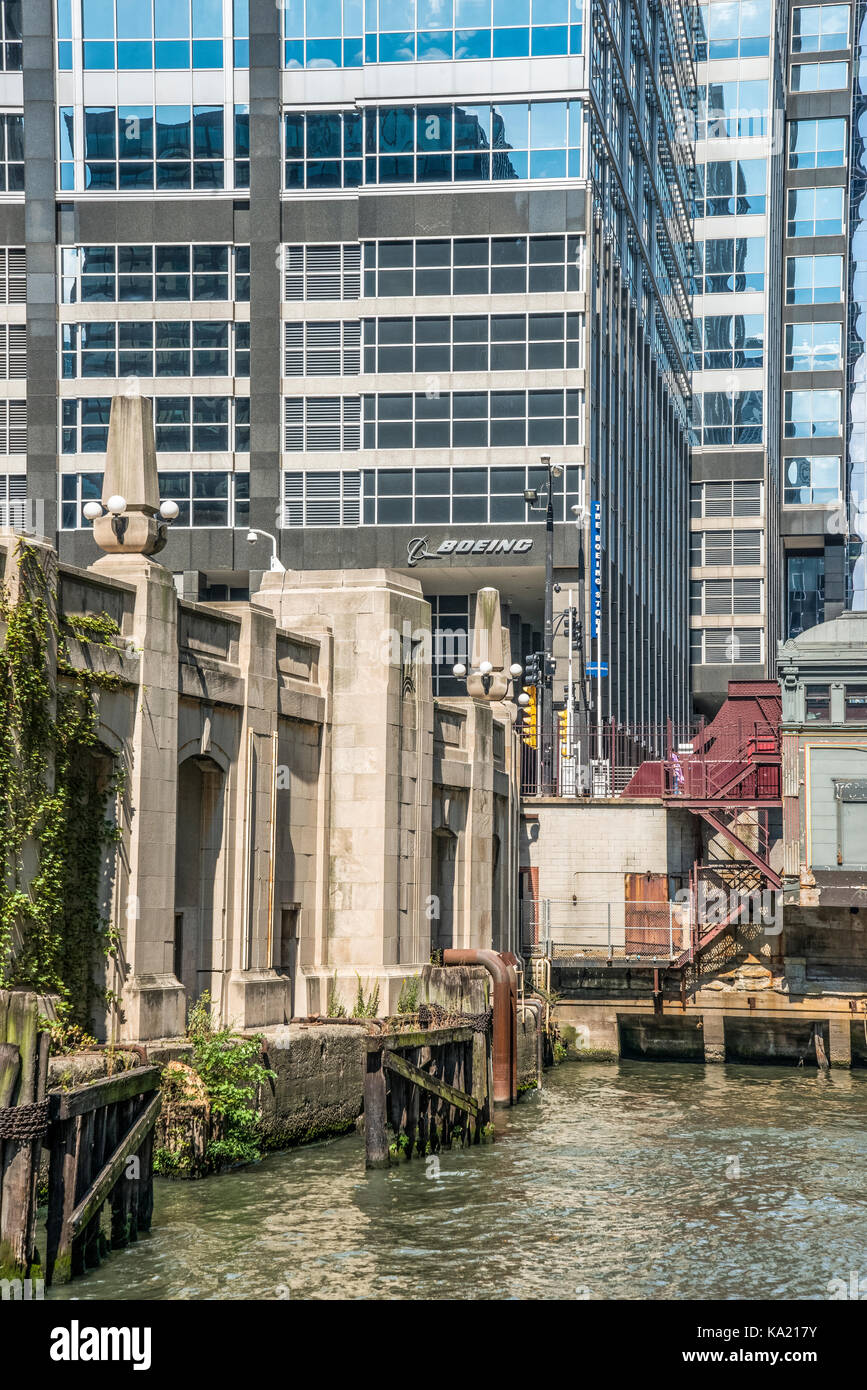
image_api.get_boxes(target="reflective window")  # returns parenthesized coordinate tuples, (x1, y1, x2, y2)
(692, 391, 764, 445)
(73, 106, 232, 190)
(360, 234, 583, 296)
(61, 320, 248, 378)
(694, 238, 764, 293)
(284, 101, 583, 187)
(0, 1, 21, 70)
(790, 60, 848, 89)
(77, 0, 244, 69)
(787, 186, 845, 236)
(789, 118, 847, 168)
(60, 244, 248, 303)
(0, 112, 23, 192)
(784, 388, 842, 437)
(785, 254, 844, 303)
(844, 685, 867, 721)
(695, 0, 771, 59)
(693, 160, 766, 217)
(783, 454, 841, 503)
(60, 469, 250, 527)
(361, 311, 583, 372)
(791, 4, 849, 52)
(789, 563, 826, 642)
(697, 80, 769, 140)
(60, 396, 249, 453)
(784, 322, 842, 372)
(692, 314, 764, 369)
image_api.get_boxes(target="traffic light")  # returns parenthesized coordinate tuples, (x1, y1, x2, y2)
(523, 652, 540, 685)
(521, 686, 538, 748)
(558, 708, 570, 757)
(570, 608, 582, 649)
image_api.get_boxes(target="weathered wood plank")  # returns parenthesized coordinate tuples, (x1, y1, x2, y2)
(0, 1042, 20, 1108)
(364, 1050, 389, 1168)
(45, 1115, 83, 1286)
(0, 991, 40, 1280)
(366, 1026, 473, 1051)
(70, 1092, 161, 1240)
(382, 1049, 479, 1117)
(50, 1065, 160, 1121)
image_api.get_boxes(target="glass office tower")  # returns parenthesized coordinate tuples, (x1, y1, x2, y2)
(3, 0, 693, 726)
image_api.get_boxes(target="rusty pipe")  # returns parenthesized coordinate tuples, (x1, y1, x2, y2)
(443, 949, 517, 1105)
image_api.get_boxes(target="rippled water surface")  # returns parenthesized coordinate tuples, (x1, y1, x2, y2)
(51, 1061, 867, 1301)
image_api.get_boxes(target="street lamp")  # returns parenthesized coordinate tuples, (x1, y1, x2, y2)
(243, 527, 286, 573)
(525, 454, 563, 795)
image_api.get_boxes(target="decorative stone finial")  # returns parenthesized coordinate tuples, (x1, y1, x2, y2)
(92, 392, 168, 556)
(467, 587, 509, 700)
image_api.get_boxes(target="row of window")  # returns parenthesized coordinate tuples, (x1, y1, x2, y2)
(784, 454, 841, 504)
(690, 628, 764, 665)
(60, 397, 249, 454)
(691, 392, 764, 447)
(359, 235, 582, 299)
(60, 0, 249, 70)
(59, 106, 249, 191)
(283, 388, 583, 451)
(283, 102, 583, 188)
(690, 529, 764, 567)
(60, 245, 250, 304)
(282, 0, 582, 66)
(690, 579, 763, 616)
(281, 463, 581, 526)
(60, 321, 250, 380)
(60, 468, 250, 530)
(691, 315, 764, 370)
(804, 684, 867, 722)
(690, 481, 763, 519)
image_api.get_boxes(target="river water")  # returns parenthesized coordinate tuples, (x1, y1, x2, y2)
(50, 1060, 867, 1301)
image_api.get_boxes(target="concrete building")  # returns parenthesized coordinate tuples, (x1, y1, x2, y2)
(0, 0, 694, 751)
(0, 391, 520, 1041)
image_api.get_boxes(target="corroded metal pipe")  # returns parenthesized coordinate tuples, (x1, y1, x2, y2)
(443, 949, 517, 1105)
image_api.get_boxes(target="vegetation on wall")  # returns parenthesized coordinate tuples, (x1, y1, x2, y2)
(0, 541, 126, 1029)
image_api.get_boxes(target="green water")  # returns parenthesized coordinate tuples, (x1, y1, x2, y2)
(48, 1060, 867, 1301)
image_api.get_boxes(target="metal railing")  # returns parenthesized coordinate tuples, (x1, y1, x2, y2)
(521, 897, 691, 961)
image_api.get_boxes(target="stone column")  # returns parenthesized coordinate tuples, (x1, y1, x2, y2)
(828, 1015, 852, 1068)
(90, 554, 185, 1041)
(702, 1008, 726, 1063)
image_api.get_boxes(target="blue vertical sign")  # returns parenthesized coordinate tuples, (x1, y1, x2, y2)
(590, 499, 602, 639)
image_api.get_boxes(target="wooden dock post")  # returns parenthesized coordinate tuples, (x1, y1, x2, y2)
(0, 990, 49, 1282)
(364, 1047, 389, 1168)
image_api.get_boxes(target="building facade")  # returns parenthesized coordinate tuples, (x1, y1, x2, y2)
(0, 0, 693, 749)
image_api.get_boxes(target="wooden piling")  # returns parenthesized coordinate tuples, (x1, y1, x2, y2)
(364, 1048, 389, 1168)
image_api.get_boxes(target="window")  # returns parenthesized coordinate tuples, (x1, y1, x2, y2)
(790, 60, 848, 89)
(72, 106, 238, 191)
(692, 392, 763, 446)
(284, 100, 583, 188)
(789, 118, 846, 169)
(784, 389, 842, 437)
(430, 596, 470, 696)
(697, 80, 769, 140)
(784, 322, 842, 372)
(693, 315, 764, 369)
(784, 454, 841, 503)
(694, 238, 764, 294)
(60, 469, 250, 529)
(283, 469, 361, 525)
(60, 244, 248, 304)
(60, 397, 248, 454)
(362, 234, 583, 297)
(0, 471, 25, 525)
(791, 4, 849, 52)
(690, 628, 764, 664)
(691, 481, 763, 518)
(76, 0, 234, 70)
(0, 2, 21, 70)
(282, 0, 582, 69)
(787, 186, 845, 237)
(690, 578, 763, 615)
(695, 0, 772, 59)
(690, 529, 763, 566)
(694, 160, 766, 217)
(786, 254, 844, 304)
(0, 112, 23, 192)
(360, 312, 583, 373)
(61, 320, 247, 378)
(803, 679, 831, 717)
(845, 685, 867, 722)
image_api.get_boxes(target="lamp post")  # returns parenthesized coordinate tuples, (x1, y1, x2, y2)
(570, 466, 590, 795)
(242, 527, 286, 573)
(524, 455, 562, 795)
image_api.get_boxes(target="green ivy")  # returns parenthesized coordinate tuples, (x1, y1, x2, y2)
(0, 541, 127, 1028)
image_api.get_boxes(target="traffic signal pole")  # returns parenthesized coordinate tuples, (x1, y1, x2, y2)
(542, 464, 555, 795)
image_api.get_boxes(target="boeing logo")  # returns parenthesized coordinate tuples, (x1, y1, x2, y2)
(406, 536, 534, 567)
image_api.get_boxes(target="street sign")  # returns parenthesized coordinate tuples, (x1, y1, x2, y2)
(586, 662, 608, 676)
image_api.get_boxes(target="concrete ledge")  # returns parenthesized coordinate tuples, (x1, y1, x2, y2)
(257, 1023, 366, 1149)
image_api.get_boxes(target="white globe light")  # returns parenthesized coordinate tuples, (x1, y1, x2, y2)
(246, 529, 258, 544)
(479, 660, 493, 675)
(551, 463, 564, 478)
(159, 499, 179, 521)
(82, 501, 103, 522)
(517, 693, 530, 707)
(106, 494, 126, 515)
(509, 662, 523, 678)
(452, 663, 467, 678)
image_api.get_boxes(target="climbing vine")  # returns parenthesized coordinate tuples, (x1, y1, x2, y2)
(0, 541, 127, 1028)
